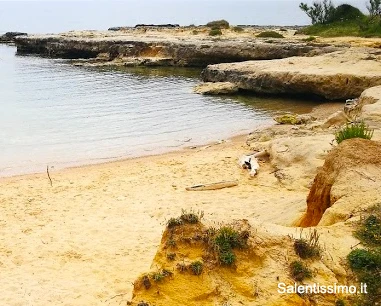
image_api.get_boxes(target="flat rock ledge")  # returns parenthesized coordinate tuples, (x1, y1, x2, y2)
(14, 31, 339, 67)
(201, 48, 381, 100)
(193, 82, 238, 95)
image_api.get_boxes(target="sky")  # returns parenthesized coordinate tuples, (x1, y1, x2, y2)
(0, 0, 369, 34)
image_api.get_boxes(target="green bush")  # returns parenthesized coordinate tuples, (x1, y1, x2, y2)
(335, 121, 374, 144)
(329, 4, 364, 23)
(356, 215, 381, 246)
(348, 248, 381, 305)
(219, 249, 236, 265)
(302, 36, 316, 41)
(256, 31, 284, 38)
(189, 261, 203, 275)
(167, 217, 183, 228)
(209, 29, 222, 36)
(232, 26, 244, 32)
(206, 19, 230, 29)
(348, 248, 380, 271)
(210, 226, 249, 265)
(192, 30, 199, 35)
(290, 260, 312, 281)
(348, 207, 381, 305)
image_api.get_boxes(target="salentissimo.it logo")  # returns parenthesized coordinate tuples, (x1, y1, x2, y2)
(278, 282, 368, 294)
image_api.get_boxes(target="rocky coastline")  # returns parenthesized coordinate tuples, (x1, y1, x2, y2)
(0, 31, 27, 43)
(13, 27, 339, 66)
(13, 27, 381, 100)
(201, 48, 381, 100)
(3, 26, 381, 306)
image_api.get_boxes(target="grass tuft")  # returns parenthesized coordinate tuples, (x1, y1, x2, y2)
(189, 261, 203, 275)
(180, 209, 203, 224)
(294, 229, 321, 259)
(290, 260, 312, 281)
(166, 253, 176, 261)
(335, 121, 374, 144)
(167, 217, 183, 228)
(213, 226, 249, 265)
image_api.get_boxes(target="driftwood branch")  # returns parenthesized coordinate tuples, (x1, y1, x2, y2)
(47, 165, 52, 187)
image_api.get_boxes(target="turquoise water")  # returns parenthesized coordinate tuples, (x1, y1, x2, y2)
(0, 44, 322, 176)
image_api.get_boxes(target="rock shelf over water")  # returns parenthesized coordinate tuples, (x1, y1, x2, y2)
(202, 48, 381, 100)
(14, 29, 338, 67)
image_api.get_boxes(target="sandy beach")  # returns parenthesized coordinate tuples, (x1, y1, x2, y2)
(0, 119, 327, 305)
(4, 26, 381, 306)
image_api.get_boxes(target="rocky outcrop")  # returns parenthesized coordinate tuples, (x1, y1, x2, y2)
(14, 31, 338, 66)
(273, 113, 316, 125)
(201, 48, 381, 100)
(358, 85, 381, 128)
(0, 32, 27, 43)
(130, 219, 344, 306)
(193, 82, 238, 94)
(298, 138, 381, 227)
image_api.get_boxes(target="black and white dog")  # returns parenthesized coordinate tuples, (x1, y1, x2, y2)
(239, 154, 260, 177)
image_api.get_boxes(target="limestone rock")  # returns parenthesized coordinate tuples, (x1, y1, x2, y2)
(193, 82, 238, 95)
(358, 85, 381, 128)
(201, 48, 381, 99)
(266, 134, 334, 189)
(298, 138, 381, 227)
(14, 31, 338, 67)
(274, 113, 316, 125)
(321, 111, 348, 128)
(0, 32, 27, 43)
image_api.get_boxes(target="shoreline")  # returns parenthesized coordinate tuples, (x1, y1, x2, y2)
(0, 127, 259, 180)
(0, 100, 342, 181)
(0, 99, 339, 180)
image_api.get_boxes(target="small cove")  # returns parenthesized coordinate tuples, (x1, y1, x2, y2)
(0, 44, 324, 176)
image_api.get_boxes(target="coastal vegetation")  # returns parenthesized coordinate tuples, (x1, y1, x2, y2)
(334, 121, 374, 144)
(347, 206, 381, 305)
(299, 1, 381, 37)
(301, 35, 316, 41)
(232, 26, 244, 32)
(206, 19, 230, 29)
(209, 28, 222, 36)
(289, 260, 313, 281)
(212, 226, 249, 265)
(256, 31, 284, 38)
(294, 229, 321, 259)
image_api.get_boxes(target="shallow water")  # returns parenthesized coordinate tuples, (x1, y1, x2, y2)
(0, 44, 323, 176)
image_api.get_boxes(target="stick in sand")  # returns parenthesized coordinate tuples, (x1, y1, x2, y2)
(47, 165, 53, 187)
